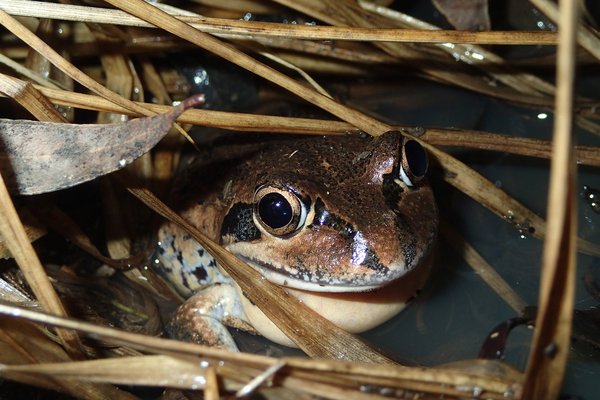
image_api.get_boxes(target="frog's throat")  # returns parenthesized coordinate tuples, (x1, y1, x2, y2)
(236, 255, 419, 293)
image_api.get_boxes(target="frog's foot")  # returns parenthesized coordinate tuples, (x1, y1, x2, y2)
(168, 310, 238, 350)
(166, 283, 253, 351)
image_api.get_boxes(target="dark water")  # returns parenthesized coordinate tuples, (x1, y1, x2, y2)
(353, 78, 600, 398)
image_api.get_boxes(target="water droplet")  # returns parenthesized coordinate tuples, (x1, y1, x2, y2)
(583, 185, 600, 214)
(360, 385, 374, 393)
(471, 52, 485, 61)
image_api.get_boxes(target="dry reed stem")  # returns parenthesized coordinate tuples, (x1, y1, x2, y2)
(359, 0, 600, 138)
(7, 84, 598, 167)
(435, 143, 598, 258)
(0, 303, 271, 367)
(0, 209, 46, 260)
(257, 51, 333, 98)
(102, 0, 389, 135)
(4, 0, 600, 121)
(523, 0, 579, 398)
(422, 128, 600, 167)
(250, 35, 397, 64)
(281, 376, 389, 400)
(30, 204, 145, 269)
(1, 65, 593, 258)
(1, 75, 598, 270)
(0, 9, 150, 117)
(0, 0, 559, 45)
(0, 174, 85, 360)
(1, 74, 598, 265)
(0, 317, 141, 400)
(204, 366, 219, 400)
(0, 73, 67, 122)
(27, 85, 362, 134)
(235, 360, 286, 397)
(168, 1, 334, 97)
(0, 322, 68, 391)
(275, 0, 555, 109)
(440, 221, 527, 314)
(0, 76, 139, 392)
(0, 9, 195, 143)
(0, 72, 86, 360)
(0, 1, 596, 396)
(0, 53, 62, 89)
(0, 303, 522, 398)
(254, 2, 596, 259)
(1, 355, 207, 389)
(358, 0, 557, 98)
(531, 0, 600, 62)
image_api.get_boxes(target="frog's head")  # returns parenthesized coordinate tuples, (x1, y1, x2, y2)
(219, 131, 438, 293)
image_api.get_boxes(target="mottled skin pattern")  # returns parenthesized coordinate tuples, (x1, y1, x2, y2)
(158, 132, 438, 350)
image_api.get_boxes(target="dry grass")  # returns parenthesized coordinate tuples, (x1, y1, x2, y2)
(0, 0, 597, 399)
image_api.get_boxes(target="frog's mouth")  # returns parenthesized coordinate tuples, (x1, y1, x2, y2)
(236, 256, 407, 293)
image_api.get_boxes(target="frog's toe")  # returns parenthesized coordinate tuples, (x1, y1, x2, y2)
(166, 303, 239, 351)
(165, 284, 249, 351)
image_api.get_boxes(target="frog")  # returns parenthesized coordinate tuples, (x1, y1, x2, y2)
(156, 131, 438, 350)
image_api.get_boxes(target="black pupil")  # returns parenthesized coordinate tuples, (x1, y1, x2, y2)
(405, 140, 427, 177)
(258, 192, 293, 229)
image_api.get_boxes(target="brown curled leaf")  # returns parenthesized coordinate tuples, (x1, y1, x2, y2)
(0, 94, 203, 195)
(432, 0, 491, 31)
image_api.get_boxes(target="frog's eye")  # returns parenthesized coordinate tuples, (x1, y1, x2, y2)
(254, 186, 307, 236)
(399, 139, 428, 186)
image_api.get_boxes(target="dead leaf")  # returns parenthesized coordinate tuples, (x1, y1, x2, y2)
(0, 94, 203, 195)
(432, 0, 491, 31)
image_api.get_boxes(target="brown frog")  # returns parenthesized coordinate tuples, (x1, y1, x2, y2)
(157, 131, 438, 350)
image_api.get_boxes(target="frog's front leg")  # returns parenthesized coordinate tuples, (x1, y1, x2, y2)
(166, 283, 256, 351)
